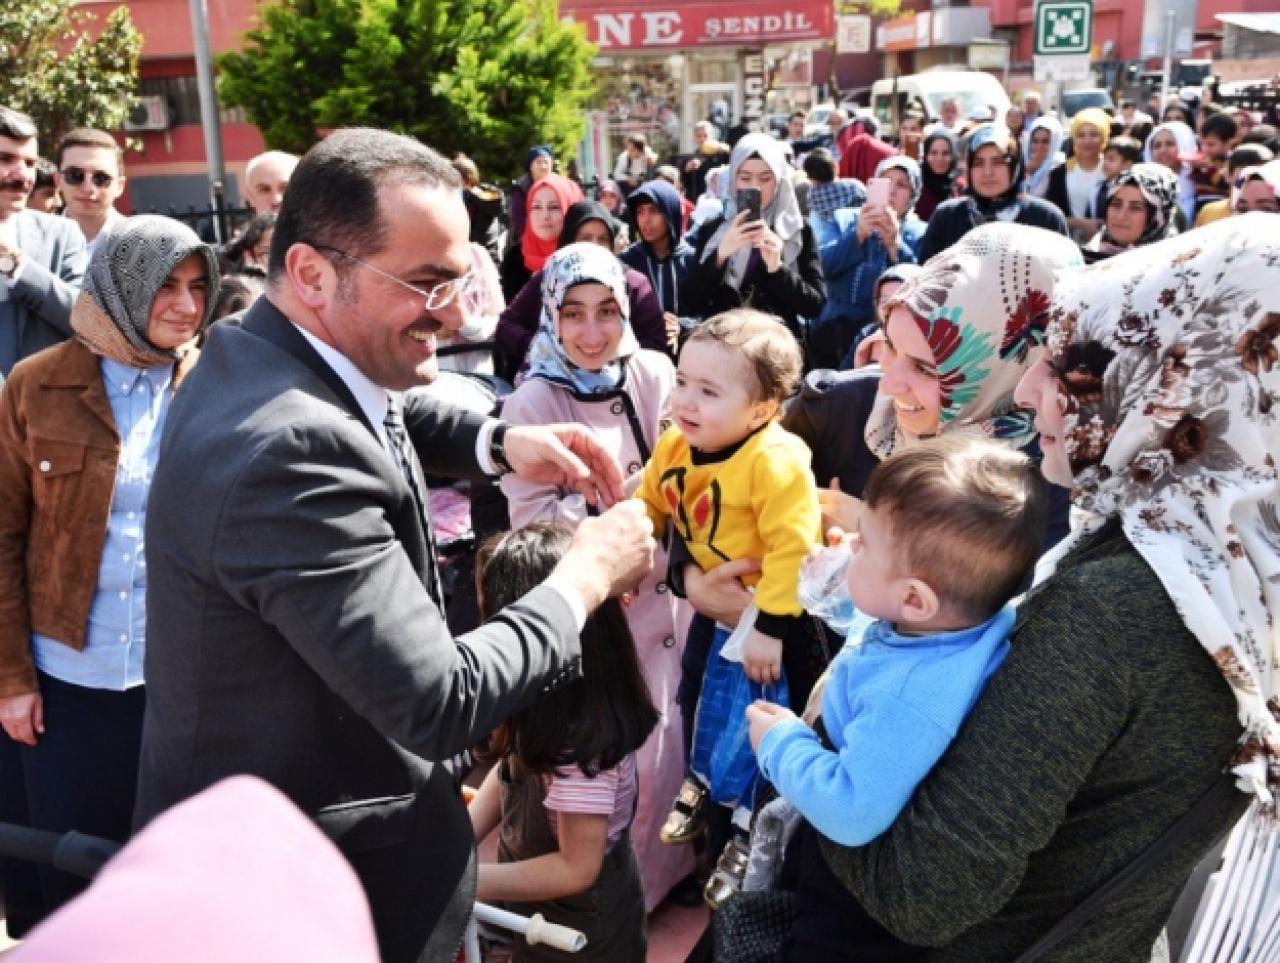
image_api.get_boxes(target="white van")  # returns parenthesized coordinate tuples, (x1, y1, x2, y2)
(870, 70, 1011, 137)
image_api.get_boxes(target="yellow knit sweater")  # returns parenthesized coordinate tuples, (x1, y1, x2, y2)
(637, 421, 820, 623)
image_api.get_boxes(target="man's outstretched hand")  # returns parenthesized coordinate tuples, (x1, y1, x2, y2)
(502, 424, 626, 508)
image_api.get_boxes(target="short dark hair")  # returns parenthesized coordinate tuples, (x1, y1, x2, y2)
(863, 436, 1049, 621)
(269, 127, 460, 278)
(476, 524, 658, 777)
(1229, 143, 1274, 174)
(802, 148, 837, 183)
(210, 273, 265, 323)
(220, 213, 276, 271)
(1105, 135, 1142, 165)
(686, 309, 802, 403)
(900, 111, 925, 127)
(55, 128, 123, 171)
(0, 105, 37, 142)
(789, 110, 806, 122)
(1200, 112, 1238, 142)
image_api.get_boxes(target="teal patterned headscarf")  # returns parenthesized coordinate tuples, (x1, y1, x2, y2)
(865, 221, 1082, 457)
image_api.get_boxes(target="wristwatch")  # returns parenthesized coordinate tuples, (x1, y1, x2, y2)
(489, 422, 514, 475)
(0, 249, 18, 278)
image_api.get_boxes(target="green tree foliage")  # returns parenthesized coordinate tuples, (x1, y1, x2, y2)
(0, 0, 142, 155)
(219, 0, 597, 181)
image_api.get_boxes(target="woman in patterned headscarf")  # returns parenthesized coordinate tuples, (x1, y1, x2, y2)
(808, 214, 1276, 963)
(918, 124, 1069, 262)
(685, 132, 825, 340)
(499, 241, 692, 912)
(1082, 162, 1180, 261)
(1231, 158, 1280, 215)
(0, 215, 217, 919)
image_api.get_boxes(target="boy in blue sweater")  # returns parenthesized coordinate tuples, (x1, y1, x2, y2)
(748, 435, 1048, 849)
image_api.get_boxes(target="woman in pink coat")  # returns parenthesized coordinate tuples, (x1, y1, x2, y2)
(500, 242, 693, 910)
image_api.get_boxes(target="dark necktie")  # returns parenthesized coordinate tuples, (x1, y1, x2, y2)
(383, 397, 443, 606)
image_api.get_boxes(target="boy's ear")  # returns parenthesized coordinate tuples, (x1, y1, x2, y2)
(748, 398, 778, 430)
(899, 578, 940, 625)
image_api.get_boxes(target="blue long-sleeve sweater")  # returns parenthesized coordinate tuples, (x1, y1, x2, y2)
(755, 604, 1013, 847)
(815, 207, 924, 328)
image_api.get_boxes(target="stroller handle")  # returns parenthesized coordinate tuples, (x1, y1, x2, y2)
(0, 824, 121, 879)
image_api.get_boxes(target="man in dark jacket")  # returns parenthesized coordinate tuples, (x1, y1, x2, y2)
(620, 180, 696, 350)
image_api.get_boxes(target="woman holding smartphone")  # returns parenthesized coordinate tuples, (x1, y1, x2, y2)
(684, 133, 825, 345)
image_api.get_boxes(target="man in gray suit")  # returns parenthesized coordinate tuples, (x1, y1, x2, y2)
(0, 105, 87, 376)
(135, 128, 656, 962)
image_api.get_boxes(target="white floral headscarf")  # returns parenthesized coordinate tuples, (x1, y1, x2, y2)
(525, 242, 637, 396)
(866, 222, 1083, 458)
(1038, 213, 1280, 809)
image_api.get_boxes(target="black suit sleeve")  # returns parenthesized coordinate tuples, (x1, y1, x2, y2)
(217, 419, 581, 762)
(402, 391, 491, 483)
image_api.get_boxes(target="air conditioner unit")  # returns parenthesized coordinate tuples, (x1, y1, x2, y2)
(124, 96, 171, 132)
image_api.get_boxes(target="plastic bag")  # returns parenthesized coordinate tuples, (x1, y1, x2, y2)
(692, 626, 789, 807)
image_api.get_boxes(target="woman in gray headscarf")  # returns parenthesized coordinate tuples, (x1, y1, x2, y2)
(684, 133, 826, 340)
(0, 215, 217, 918)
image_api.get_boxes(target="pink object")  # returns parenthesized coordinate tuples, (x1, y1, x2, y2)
(13, 776, 379, 963)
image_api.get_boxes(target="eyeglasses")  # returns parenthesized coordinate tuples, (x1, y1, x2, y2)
(308, 243, 478, 312)
(61, 167, 115, 189)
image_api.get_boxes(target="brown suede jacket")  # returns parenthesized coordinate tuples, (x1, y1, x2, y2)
(0, 338, 197, 697)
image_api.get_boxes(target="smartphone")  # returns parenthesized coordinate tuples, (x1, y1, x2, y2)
(735, 187, 763, 223)
(865, 177, 892, 211)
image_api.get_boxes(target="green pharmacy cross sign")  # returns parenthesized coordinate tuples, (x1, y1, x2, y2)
(1035, 0, 1092, 56)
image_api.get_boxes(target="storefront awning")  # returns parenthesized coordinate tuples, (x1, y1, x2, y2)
(562, 0, 834, 51)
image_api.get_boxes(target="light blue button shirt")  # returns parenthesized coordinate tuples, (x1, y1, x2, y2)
(31, 357, 175, 690)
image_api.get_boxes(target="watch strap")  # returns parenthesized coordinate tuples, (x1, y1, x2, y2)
(489, 422, 513, 475)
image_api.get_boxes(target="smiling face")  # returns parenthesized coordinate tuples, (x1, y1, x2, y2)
(557, 281, 624, 372)
(0, 133, 37, 216)
(311, 182, 471, 390)
(969, 143, 1012, 200)
(57, 145, 125, 227)
(925, 137, 953, 176)
(672, 339, 773, 452)
(1014, 352, 1072, 486)
(1105, 184, 1149, 246)
(146, 254, 209, 350)
(1072, 123, 1103, 164)
(528, 184, 565, 242)
(736, 158, 777, 210)
(1150, 131, 1181, 171)
(879, 306, 942, 439)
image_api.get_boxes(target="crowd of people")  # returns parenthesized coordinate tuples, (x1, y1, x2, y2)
(0, 81, 1278, 963)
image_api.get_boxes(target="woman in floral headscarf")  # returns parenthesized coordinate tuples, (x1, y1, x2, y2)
(499, 242, 692, 912)
(810, 216, 1277, 962)
(685, 132, 825, 340)
(1082, 162, 1180, 262)
(1231, 158, 1280, 215)
(0, 215, 217, 919)
(918, 124, 1068, 262)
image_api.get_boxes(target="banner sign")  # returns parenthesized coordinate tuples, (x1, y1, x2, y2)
(563, 0, 834, 50)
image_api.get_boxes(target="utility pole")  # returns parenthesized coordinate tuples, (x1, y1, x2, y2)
(189, 0, 229, 242)
(1158, 8, 1175, 116)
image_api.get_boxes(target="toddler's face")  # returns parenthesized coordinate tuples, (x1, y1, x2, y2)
(673, 339, 771, 453)
(846, 503, 908, 623)
(1102, 149, 1128, 181)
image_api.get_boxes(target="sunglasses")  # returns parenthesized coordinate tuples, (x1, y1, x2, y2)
(61, 167, 115, 189)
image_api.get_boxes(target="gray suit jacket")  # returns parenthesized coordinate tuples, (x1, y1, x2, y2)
(136, 299, 582, 962)
(2, 210, 86, 374)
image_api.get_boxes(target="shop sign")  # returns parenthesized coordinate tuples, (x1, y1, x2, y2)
(564, 0, 833, 50)
(880, 13, 919, 52)
(836, 15, 871, 54)
(741, 51, 767, 125)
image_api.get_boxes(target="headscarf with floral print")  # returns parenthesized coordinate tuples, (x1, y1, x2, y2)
(525, 242, 638, 396)
(1091, 163, 1180, 254)
(865, 221, 1083, 458)
(1037, 213, 1280, 811)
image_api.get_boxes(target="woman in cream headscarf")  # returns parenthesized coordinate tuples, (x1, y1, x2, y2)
(684, 132, 825, 340)
(0, 215, 216, 918)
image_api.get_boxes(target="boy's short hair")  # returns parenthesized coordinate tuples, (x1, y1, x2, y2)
(803, 148, 837, 184)
(1200, 112, 1238, 143)
(1105, 135, 1142, 165)
(863, 436, 1049, 621)
(1229, 143, 1274, 174)
(900, 111, 925, 128)
(687, 309, 803, 404)
(55, 127, 124, 170)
